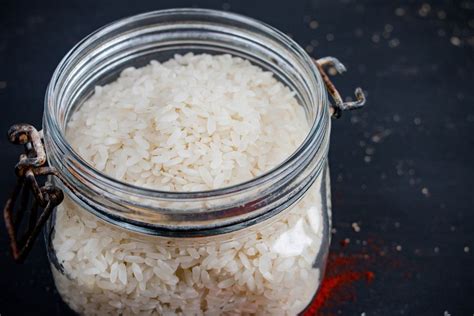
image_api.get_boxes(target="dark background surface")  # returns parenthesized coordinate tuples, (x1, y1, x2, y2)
(1, 0, 473, 315)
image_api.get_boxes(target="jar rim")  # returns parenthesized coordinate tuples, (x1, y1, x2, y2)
(43, 8, 330, 235)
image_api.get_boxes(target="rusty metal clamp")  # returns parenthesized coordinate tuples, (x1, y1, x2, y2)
(314, 56, 366, 119)
(3, 124, 64, 263)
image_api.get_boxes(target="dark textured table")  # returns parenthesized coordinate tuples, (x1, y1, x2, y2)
(1, 0, 473, 315)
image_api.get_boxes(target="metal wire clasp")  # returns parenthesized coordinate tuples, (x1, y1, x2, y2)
(314, 57, 366, 118)
(3, 124, 64, 263)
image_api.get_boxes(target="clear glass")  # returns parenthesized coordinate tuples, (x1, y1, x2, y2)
(42, 8, 332, 315)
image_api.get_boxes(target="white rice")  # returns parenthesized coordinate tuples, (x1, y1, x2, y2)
(66, 53, 307, 191)
(51, 53, 326, 315)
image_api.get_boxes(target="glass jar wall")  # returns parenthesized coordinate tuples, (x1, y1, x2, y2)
(42, 9, 332, 315)
(47, 169, 330, 315)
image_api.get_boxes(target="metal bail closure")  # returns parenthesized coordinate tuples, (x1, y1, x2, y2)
(3, 124, 64, 263)
(314, 56, 366, 119)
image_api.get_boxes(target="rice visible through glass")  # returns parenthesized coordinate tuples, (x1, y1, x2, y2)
(51, 53, 325, 315)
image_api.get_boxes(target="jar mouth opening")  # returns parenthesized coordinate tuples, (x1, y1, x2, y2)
(43, 8, 329, 200)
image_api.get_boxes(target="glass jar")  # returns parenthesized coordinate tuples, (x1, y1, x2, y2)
(3, 8, 365, 316)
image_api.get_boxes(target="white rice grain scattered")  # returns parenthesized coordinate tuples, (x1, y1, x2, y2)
(131, 263, 143, 282)
(118, 263, 127, 285)
(218, 278, 235, 289)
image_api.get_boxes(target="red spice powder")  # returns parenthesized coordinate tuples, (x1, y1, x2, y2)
(302, 236, 410, 315)
(303, 243, 377, 316)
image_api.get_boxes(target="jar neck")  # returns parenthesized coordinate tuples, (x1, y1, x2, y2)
(42, 9, 330, 236)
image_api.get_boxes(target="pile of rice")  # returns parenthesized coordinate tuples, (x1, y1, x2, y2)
(52, 53, 325, 315)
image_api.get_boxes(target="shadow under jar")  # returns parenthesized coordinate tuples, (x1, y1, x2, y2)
(39, 9, 336, 316)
